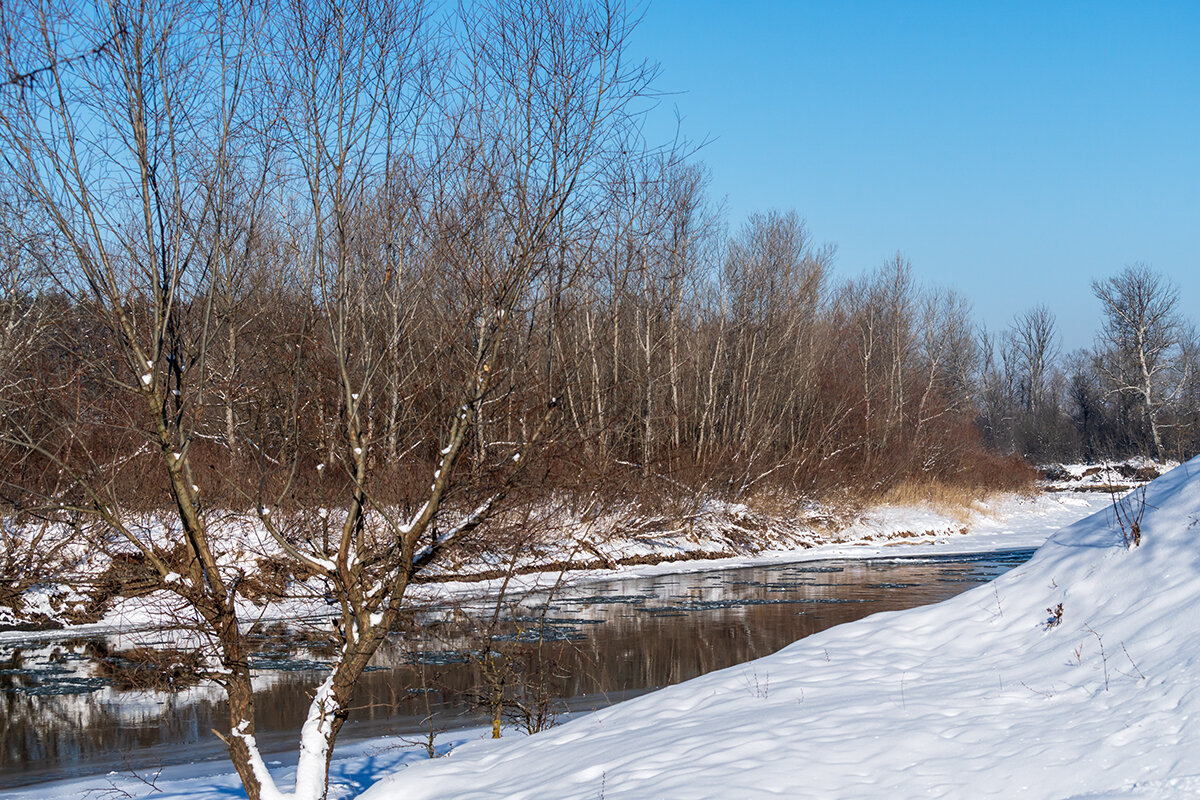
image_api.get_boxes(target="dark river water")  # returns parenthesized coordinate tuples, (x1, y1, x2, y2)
(0, 549, 1032, 789)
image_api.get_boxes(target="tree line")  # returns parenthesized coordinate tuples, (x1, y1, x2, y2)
(7, 173, 1193, 524)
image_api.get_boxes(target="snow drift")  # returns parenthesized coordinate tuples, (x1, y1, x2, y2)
(362, 458, 1200, 799)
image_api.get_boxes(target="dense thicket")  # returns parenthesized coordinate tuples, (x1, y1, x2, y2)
(2, 197, 1042, 520)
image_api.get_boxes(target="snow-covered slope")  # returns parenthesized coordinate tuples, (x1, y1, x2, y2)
(361, 458, 1200, 800)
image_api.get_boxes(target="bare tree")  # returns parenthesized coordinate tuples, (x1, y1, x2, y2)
(0, 1, 292, 795)
(719, 210, 834, 495)
(1092, 264, 1187, 459)
(912, 287, 977, 467)
(843, 255, 918, 478)
(1009, 305, 1059, 416)
(0, 194, 76, 618)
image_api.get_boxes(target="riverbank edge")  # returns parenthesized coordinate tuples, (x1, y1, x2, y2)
(1, 484, 1118, 646)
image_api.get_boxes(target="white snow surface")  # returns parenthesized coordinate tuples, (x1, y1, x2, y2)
(353, 458, 1200, 799)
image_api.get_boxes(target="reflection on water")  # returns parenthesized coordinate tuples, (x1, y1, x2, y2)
(0, 550, 1031, 789)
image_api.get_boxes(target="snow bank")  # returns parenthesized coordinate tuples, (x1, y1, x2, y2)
(1040, 458, 1174, 493)
(360, 459, 1200, 799)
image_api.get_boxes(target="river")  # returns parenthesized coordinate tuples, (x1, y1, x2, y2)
(0, 549, 1032, 790)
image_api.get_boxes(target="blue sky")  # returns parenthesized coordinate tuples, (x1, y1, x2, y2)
(629, 1, 1200, 351)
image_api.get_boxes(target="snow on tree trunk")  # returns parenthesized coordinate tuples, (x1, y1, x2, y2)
(292, 673, 341, 800)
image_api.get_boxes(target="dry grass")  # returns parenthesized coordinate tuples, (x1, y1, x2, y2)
(740, 473, 1033, 530)
(876, 479, 1002, 523)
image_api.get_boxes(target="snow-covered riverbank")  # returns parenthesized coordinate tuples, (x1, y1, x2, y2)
(7, 460, 1161, 642)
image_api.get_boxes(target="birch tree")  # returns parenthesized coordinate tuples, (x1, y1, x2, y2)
(1092, 264, 1186, 459)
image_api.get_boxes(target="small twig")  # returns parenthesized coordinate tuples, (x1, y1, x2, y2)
(1084, 624, 1109, 691)
(1044, 602, 1063, 630)
(744, 668, 770, 699)
(1020, 681, 1054, 698)
(1121, 642, 1146, 680)
(1108, 481, 1146, 548)
(4, 28, 125, 89)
